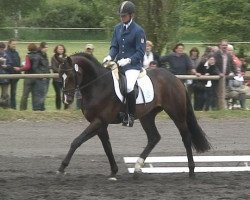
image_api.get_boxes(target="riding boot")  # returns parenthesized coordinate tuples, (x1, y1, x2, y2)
(122, 90, 135, 127)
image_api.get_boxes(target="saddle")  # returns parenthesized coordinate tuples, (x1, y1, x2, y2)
(105, 61, 147, 101)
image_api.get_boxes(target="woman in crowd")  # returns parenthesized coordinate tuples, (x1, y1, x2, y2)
(14, 43, 38, 110)
(193, 54, 220, 111)
(51, 44, 68, 110)
(32, 42, 50, 111)
(143, 40, 159, 69)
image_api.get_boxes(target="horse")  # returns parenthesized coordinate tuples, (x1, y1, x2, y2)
(57, 52, 211, 179)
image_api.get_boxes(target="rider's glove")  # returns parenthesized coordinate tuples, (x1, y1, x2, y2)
(117, 58, 131, 67)
(103, 55, 112, 63)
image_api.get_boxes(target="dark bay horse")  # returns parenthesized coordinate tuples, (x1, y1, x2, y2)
(57, 52, 211, 179)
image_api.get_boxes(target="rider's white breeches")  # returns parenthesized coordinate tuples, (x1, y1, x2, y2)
(125, 69, 140, 93)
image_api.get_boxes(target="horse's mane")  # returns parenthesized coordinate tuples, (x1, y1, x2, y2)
(71, 52, 103, 69)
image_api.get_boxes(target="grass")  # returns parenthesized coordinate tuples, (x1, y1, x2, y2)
(17, 40, 110, 62)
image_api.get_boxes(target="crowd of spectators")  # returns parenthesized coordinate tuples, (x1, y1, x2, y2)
(146, 39, 249, 111)
(0, 38, 249, 111)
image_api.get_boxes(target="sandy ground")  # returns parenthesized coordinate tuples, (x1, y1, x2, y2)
(0, 117, 250, 200)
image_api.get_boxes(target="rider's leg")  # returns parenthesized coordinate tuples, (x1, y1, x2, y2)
(123, 69, 140, 127)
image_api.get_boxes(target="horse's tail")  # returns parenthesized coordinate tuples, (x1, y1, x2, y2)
(186, 91, 211, 153)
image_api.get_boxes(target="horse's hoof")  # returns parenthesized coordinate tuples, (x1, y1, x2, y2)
(133, 169, 142, 180)
(56, 170, 67, 175)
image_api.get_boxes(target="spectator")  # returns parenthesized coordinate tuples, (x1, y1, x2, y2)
(0, 42, 9, 108)
(212, 39, 236, 109)
(51, 44, 68, 110)
(31, 42, 50, 111)
(226, 74, 247, 110)
(193, 54, 220, 111)
(147, 60, 158, 70)
(143, 40, 159, 69)
(214, 39, 236, 76)
(5, 38, 21, 109)
(200, 46, 213, 63)
(189, 47, 200, 69)
(75, 43, 95, 109)
(187, 47, 201, 99)
(84, 43, 94, 55)
(14, 43, 38, 110)
(211, 46, 219, 53)
(159, 43, 200, 83)
(227, 44, 242, 73)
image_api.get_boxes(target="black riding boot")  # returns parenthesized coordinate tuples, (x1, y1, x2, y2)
(122, 90, 136, 127)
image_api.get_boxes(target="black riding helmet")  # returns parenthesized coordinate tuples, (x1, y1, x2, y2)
(118, 1, 135, 16)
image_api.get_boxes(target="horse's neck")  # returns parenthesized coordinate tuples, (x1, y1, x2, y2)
(79, 60, 113, 94)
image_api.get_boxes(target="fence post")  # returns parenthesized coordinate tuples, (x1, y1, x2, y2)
(217, 76, 226, 110)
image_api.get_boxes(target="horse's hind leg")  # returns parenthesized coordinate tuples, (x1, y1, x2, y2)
(135, 109, 161, 175)
(97, 125, 118, 179)
(172, 120, 195, 177)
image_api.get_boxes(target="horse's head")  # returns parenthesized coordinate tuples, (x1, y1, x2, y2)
(59, 56, 80, 105)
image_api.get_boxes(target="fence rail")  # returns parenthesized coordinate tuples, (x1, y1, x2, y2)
(0, 74, 249, 110)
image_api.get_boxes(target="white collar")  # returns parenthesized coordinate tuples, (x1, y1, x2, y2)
(123, 19, 133, 29)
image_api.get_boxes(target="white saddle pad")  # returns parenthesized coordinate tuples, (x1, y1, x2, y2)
(112, 72, 154, 104)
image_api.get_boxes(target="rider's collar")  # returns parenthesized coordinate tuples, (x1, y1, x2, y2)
(123, 19, 133, 29)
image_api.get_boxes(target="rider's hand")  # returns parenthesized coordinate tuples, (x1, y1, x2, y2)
(117, 58, 131, 67)
(103, 55, 112, 63)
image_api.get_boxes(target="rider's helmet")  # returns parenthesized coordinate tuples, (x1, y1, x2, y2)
(118, 1, 135, 16)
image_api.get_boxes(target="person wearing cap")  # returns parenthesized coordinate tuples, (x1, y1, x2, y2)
(103, 1, 146, 127)
(85, 44, 94, 55)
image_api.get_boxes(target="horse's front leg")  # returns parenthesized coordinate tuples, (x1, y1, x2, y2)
(57, 119, 102, 174)
(97, 125, 118, 180)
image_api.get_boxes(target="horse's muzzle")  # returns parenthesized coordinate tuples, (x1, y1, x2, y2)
(63, 93, 74, 105)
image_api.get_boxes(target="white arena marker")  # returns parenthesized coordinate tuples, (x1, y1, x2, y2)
(124, 155, 250, 174)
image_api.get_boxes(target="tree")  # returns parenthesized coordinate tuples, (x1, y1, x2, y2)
(0, 0, 45, 26)
(179, 0, 250, 42)
(135, 0, 181, 54)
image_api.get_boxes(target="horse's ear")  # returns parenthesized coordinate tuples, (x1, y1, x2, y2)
(66, 56, 72, 64)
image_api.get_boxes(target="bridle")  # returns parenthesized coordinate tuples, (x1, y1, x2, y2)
(61, 66, 79, 95)
(61, 61, 118, 96)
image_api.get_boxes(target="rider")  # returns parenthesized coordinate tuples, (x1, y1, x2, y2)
(103, 1, 146, 127)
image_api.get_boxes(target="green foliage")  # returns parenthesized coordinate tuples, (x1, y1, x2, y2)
(0, 0, 249, 53)
(25, 0, 102, 28)
(0, 0, 45, 26)
(180, 0, 250, 42)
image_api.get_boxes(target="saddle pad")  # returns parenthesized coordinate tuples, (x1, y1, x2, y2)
(112, 71, 154, 104)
